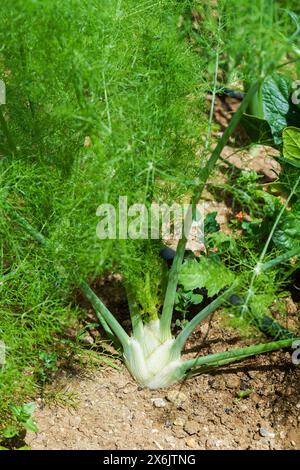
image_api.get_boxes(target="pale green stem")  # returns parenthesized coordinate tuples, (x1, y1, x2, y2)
(203, 18, 221, 155)
(125, 283, 144, 338)
(261, 246, 300, 272)
(160, 81, 262, 340)
(76, 278, 129, 349)
(4, 204, 48, 246)
(172, 285, 235, 355)
(181, 337, 297, 374)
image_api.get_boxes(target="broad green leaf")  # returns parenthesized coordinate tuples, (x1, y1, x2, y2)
(262, 74, 300, 145)
(178, 257, 235, 297)
(254, 190, 282, 217)
(9, 404, 22, 420)
(9, 402, 36, 424)
(22, 402, 36, 418)
(273, 213, 300, 250)
(242, 74, 300, 146)
(185, 291, 203, 305)
(282, 127, 300, 168)
(240, 113, 273, 145)
(204, 212, 220, 235)
(24, 418, 38, 433)
(206, 232, 235, 252)
(2, 425, 19, 439)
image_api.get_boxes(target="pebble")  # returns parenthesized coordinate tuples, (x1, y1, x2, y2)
(250, 392, 260, 404)
(247, 370, 259, 379)
(185, 437, 197, 449)
(69, 416, 81, 429)
(184, 420, 200, 435)
(206, 438, 223, 449)
(251, 440, 270, 450)
(240, 380, 250, 391)
(166, 390, 187, 405)
(151, 398, 167, 408)
(224, 408, 232, 414)
(210, 378, 225, 391)
(153, 440, 163, 450)
(238, 403, 248, 412)
(173, 417, 185, 427)
(225, 375, 240, 389)
(165, 436, 176, 445)
(259, 427, 275, 439)
(122, 386, 136, 394)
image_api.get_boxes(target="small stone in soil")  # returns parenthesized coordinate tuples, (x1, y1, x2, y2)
(240, 380, 250, 391)
(185, 437, 197, 449)
(151, 398, 167, 408)
(247, 370, 259, 379)
(225, 375, 240, 389)
(166, 390, 187, 405)
(173, 417, 185, 427)
(184, 420, 200, 435)
(206, 438, 223, 449)
(250, 392, 260, 404)
(259, 427, 275, 439)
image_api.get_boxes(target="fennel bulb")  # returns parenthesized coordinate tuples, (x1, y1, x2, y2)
(123, 320, 184, 389)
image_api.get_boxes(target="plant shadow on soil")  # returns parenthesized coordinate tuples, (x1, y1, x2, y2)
(0, 430, 27, 450)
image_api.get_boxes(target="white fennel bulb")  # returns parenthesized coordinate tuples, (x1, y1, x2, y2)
(123, 320, 184, 389)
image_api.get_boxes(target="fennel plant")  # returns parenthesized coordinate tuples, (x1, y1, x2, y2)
(6, 81, 299, 389)
(1, 0, 299, 399)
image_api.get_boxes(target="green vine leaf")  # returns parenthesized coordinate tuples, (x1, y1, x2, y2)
(178, 257, 235, 297)
(204, 211, 220, 235)
(273, 213, 300, 250)
(261, 74, 292, 144)
(241, 74, 300, 146)
(282, 126, 300, 168)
